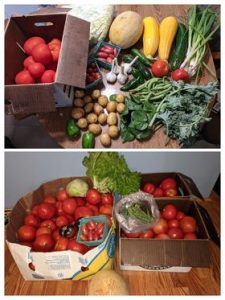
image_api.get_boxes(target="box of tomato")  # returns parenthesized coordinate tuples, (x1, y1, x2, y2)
(141, 172, 204, 200)
(5, 176, 116, 280)
(5, 9, 90, 114)
(119, 197, 212, 272)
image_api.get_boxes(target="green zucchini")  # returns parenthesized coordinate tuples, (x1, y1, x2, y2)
(123, 54, 152, 80)
(169, 23, 188, 71)
(130, 48, 152, 66)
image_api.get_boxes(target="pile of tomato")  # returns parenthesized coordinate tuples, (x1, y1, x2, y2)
(142, 177, 178, 197)
(121, 203, 198, 240)
(16, 188, 113, 253)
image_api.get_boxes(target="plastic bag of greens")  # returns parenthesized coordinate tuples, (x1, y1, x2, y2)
(115, 191, 160, 233)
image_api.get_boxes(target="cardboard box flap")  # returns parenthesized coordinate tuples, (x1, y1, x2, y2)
(178, 173, 204, 200)
(56, 14, 90, 87)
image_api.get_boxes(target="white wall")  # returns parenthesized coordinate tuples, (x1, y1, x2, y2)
(5, 152, 220, 208)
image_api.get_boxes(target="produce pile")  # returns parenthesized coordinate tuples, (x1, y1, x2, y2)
(66, 5, 219, 147)
(142, 177, 179, 197)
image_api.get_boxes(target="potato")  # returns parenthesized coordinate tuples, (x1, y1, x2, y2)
(87, 113, 98, 124)
(117, 103, 125, 113)
(108, 125, 119, 139)
(77, 118, 88, 129)
(98, 113, 107, 125)
(91, 89, 101, 99)
(71, 108, 85, 120)
(94, 103, 103, 115)
(98, 95, 108, 107)
(116, 94, 125, 103)
(74, 89, 85, 98)
(83, 95, 92, 104)
(106, 101, 117, 113)
(88, 124, 102, 135)
(100, 133, 111, 147)
(107, 112, 117, 126)
(84, 103, 94, 114)
(74, 98, 85, 108)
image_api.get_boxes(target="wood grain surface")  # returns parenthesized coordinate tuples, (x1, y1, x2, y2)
(37, 5, 217, 149)
(5, 192, 220, 296)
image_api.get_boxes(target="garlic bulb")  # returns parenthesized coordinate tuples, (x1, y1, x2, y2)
(117, 66, 128, 85)
(106, 59, 117, 83)
(122, 56, 139, 74)
(113, 58, 121, 75)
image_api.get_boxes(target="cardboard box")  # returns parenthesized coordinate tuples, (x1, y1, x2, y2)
(5, 13, 90, 114)
(5, 176, 116, 280)
(119, 198, 211, 272)
(141, 172, 203, 199)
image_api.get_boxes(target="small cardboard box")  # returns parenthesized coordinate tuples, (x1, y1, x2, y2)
(141, 172, 204, 199)
(5, 176, 117, 280)
(5, 12, 90, 114)
(119, 198, 211, 272)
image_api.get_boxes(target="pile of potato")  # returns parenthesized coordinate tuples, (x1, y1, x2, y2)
(71, 89, 125, 147)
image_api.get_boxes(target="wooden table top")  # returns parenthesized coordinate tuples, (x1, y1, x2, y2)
(5, 193, 220, 295)
(37, 5, 217, 149)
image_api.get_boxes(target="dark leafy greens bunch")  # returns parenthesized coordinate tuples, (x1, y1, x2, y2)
(82, 152, 141, 196)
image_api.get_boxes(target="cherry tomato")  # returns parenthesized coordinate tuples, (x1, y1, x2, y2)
(143, 183, 156, 194)
(56, 215, 69, 228)
(57, 189, 69, 202)
(74, 206, 94, 221)
(151, 60, 169, 77)
(54, 237, 69, 251)
(162, 204, 177, 220)
(81, 224, 89, 236)
(163, 188, 178, 197)
(38, 203, 56, 220)
(101, 193, 113, 205)
(99, 205, 113, 216)
(184, 233, 197, 240)
(96, 223, 104, 235)
(24, 214, 40, 228)
(153, 187, 164, 197)
(17, 225, 36, 242)
(180, 216, 197, 233)
(36, 226, 52, 237)
(152, 218, 168, 235)
(168, 219, 180, 229)
(176, 211, 185, 221)
(168, 228, 184, 239)
(171, 69, 189, 81)
(86, 189, 101, 205)
(86, 220, 96, 231)
(160, 178, 177, 190)
(40, 220, 57, 231)
(139, 229, 154, 239)
(62, 198, 77, 215)
(33, 234, 55, 252)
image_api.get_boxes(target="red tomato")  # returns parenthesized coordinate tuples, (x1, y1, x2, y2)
(75, 197, 86, 207)
(31, 43, 52, 65)
(57, 189, 69, 202)
(48, 38, 61, 46)
(41, 70, 55, 83)
(101, 193, 113, 205)
(74, 206, 94, 221)
(171, 69, 189, 81)
(143, 183, 156, 194)
(62, 198, 77, 215)
(155, 233, 170, 240)
(180, 216, 197, 233)
(48, 43, 60, 62)
(33, 234, 55, 252)
(56, 215, 69, 228)
(38, 203, 56, 220)
(31, 205, 40, 217)
(24, 214, 40, 228)
(163, 188, 178, 197)
(27, 62, 45, 78)
(151, 60, 169, 77)
(124, 231, 140, 238)
(176, 211, 185, 221)
(54, 237, 69, 251)
(168, 219, 180, 229)
(162, 204, 177, 220)
(36, 226, 52, 237)
(184, 233, 197, 240)
(153, 187, 164, 197)
(99, 205, 113, 216)
(23, 36, 45, 55)
(139, 229, 154, 239)
(160, 178, 177, 191)
(56, 201, 64, 216)
(86, 189, 101, 205)
(86, 203, 99, 215)
(168, 228, 184, 239)
(15, 70, 35, 84)
(23, 55, 36, 68)
(152, 218, 168, 234)
(64, 214, 74, 223)
(40, 220, 57, 231)
(17, 225, 36, 242)
(52, 229, 61, 241)
(43, 195, 57, 205)
(67, 240, 89, 254)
